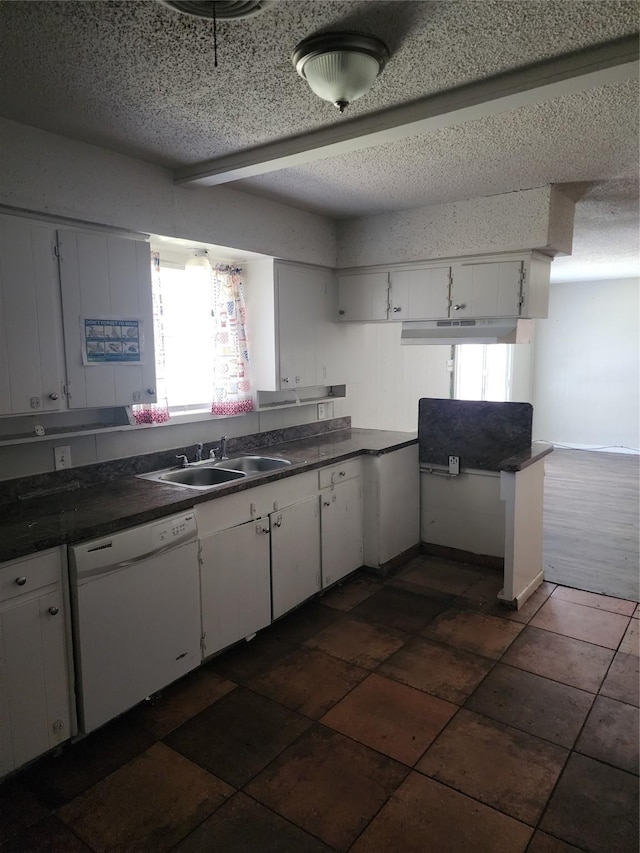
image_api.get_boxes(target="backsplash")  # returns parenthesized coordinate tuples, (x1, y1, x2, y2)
(0, 417, 351, 504)
(418, 398, 533, 471)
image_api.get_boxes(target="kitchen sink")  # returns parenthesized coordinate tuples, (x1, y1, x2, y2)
(140, 466, 246, 489)
(213, 455, 292, 473)
(139, 454, 294, 490)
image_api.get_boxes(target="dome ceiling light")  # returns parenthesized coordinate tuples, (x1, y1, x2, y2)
(157, 1, 273, 20)
(292, 31, 390, 114)
(185, 248, 212, 276)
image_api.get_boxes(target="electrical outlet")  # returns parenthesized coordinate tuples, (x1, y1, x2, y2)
(448, 455, 460, 475)
(54, 445, 71, 470)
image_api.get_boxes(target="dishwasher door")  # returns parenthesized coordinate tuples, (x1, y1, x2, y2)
(69, 512, 201, 734)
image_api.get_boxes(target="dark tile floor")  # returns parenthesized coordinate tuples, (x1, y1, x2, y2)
(2, 556, 639, 853)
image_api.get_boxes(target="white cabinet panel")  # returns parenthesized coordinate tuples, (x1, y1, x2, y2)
(0, 215, 65, 415)
(57, 230, 156, 408)
(271, 496, 321, 619)
(321, 478, 363, 587)
(390, 267, 451, 320)
(337, 271, 389, 322)
(0, 548, 71, 777)
(362, 445, 420, 570)
(245, 260, 341, 391)
(451, 260, 523, 318)
(277, 263, 323, 389)
(200, 519, 271, 657)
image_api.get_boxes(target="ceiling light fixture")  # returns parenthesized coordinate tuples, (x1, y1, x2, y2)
(292, 31, 389, 114)
(157, 1, 273, 20)
(185, 249, 212, 274)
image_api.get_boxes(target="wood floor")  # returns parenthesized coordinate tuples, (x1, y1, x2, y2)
(543, 449, 639, 602)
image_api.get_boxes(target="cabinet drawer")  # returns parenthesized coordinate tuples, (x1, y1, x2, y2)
(195, 470, 318, 536)
(318, 458, 361, 489)
(0, 549, 62, 603)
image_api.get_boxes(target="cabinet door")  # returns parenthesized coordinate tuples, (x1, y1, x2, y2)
(336, 272, 389, 322)
(200, 519, 271, 657)
(0, 588, 70, 773)
(277, 263, 321, 389)
(271, 496, 321, 620)
(57, 230, 156, 408)
(321, 478, 364, 588)
(315, 268, 345, 386)
(0, 215, 65, 415)
(451, 260, 523, 318)
(390, 267, 451, 320)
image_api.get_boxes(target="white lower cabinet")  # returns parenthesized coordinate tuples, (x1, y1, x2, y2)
(0, 548, 72, 778)
(271, 496, 321, 620)
(320, 477, 364, 587)
(199, 518, 272, 658)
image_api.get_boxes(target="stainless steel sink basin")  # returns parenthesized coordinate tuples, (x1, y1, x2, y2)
(141, 466, 246, 489)
(139, 454, 293, 490)
(214, 456, 292, 473)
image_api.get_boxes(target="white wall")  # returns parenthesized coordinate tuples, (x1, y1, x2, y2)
(0, 119, 342, 479)
(421, 470, 505, 557)
(0, 119, 336, 266)
(337, 186, 574, 268)
(532, 277, 640, 451)
(336, 323, 451, 432)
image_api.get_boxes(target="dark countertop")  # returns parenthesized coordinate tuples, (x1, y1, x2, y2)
(0, 429, 417, 563)
(498, 441, 554, 472)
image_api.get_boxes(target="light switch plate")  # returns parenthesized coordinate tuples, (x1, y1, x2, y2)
(448, 455, 460, 475)
(54, 445, 71, 470)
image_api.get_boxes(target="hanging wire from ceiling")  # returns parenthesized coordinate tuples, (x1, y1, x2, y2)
(212, 1, 218, 67)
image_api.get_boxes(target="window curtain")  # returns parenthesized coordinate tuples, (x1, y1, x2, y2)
(211, 265, 254, 415)
(132, 252, 170, 424)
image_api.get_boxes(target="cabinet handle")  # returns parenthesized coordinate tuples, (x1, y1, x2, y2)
(323, 500, 331, 507)
(392, 306, 402, 312)
(452, 304, 466, 311)
(147, 388, 156, 395)
(339, 470, 346, 477)
(48, 606, 59, 616)
(48, 392, 59, 400)
(15, 576, 27, 586)
(338, 309, 345, 315)
(282, 377, 289, 384)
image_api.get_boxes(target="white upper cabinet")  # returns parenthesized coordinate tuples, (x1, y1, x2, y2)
(389, 266, 451, 320)
(450, 259, 523, 318)
(246, 260, 341, 391)
(336, 270, 389, 322)
(335, 252, 551, 323)
(57, 230, 156, 409)
(0, 215, 65, 416)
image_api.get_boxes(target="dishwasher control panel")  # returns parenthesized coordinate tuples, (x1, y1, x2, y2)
(151, 513, 197, 548)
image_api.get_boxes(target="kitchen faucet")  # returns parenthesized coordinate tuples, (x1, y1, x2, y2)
(209, 435, 228, 460)
(195, 442, 203, 462)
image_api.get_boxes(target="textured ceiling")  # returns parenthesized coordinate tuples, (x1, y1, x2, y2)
(0, 0, 638, 277)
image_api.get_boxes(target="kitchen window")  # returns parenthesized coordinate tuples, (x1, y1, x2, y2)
(454, 344, 512, 402)
(133, 254, 253, 423)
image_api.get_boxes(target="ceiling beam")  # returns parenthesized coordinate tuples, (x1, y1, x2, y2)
(174, 36, 639, 188)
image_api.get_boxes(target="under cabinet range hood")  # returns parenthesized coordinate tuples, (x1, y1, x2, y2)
(400, 318, 533, 345)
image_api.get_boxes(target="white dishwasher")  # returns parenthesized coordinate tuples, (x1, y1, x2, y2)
(69, 511, 201, 734)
